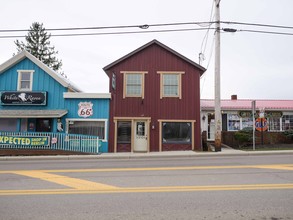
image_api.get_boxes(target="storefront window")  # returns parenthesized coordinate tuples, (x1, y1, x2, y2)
(242, 117, 253, 129)
(117, 121, 131, 143)
(0, 119, 17, 132)
(268, 118, 281, 131)
(282, 115, 293, 130)
(228, 114, 240, 131)
(162, 122, 191, 143)
(68, 120, 106, 140)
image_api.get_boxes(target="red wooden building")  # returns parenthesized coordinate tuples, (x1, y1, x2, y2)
(103, 40, 206, 152)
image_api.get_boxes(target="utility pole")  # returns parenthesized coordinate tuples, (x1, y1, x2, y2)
(214, 0, 222, 152)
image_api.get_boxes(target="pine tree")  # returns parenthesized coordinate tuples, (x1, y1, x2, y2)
(15, 22, 63, 72)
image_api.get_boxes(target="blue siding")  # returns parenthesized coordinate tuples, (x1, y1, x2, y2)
(64, 98, 110, 152)
(0, 57, 110, 153)
(65, 98, 109, 118)
(0, 58, 67, 110)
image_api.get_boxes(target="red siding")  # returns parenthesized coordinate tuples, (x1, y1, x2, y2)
(106, 43, 203, 152)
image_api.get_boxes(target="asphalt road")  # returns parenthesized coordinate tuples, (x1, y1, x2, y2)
(0, 154, 292, 220)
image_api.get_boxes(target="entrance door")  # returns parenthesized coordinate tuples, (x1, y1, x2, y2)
(36, 119, 52, 132)
(133, 120, 148, 152)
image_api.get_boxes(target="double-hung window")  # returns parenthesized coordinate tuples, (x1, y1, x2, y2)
(282, 115, 293, 130)
(122, 71, 147, 99)
(158, 71, 184, 99)
(17, 70, 34, 91)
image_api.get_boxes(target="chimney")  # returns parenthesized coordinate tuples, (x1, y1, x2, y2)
(231, 94, 237, 100)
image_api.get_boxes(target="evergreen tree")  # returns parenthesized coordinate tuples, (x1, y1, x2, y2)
(15, 22, 63, 72)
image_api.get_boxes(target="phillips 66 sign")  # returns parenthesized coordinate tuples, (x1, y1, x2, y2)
(78, 102, 93, 118)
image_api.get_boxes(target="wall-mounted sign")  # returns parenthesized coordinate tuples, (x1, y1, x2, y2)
(0, 91, 47, 105)
(238, 111, 283, 118)
(112, 72, 116, 90)
(78, 102, 93, 118)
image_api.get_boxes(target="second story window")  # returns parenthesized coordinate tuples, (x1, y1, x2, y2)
(158, 71, 184, 99)
(17, 70, 34, 91)
(122, 71, 147, 99)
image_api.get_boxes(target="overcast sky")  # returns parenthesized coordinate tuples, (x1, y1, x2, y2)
(1, 0, 293, 100)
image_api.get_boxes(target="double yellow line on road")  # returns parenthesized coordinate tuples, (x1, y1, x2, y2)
(1, 164, 293, 174)
(0, 164, 292, 196)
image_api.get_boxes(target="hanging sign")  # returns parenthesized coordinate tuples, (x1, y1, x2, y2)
(78, 102, 93, 118)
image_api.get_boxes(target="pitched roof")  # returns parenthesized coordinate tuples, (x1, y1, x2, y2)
(103, 39, 206, 74)
(201, 99, 293, 111)
(0, 50, 81, 92)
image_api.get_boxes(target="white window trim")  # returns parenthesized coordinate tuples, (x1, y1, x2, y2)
(121, 71, 148, 99)
(17, 70, 34, 91)
(227, 113, 241, 131)
(65, 118, 108, 141)
(157, 71, 185, 99)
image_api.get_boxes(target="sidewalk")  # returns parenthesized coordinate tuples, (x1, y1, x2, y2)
(1, 147, 293, 161)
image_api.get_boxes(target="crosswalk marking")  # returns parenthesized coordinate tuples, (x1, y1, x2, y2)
(12, 171, 118, 190)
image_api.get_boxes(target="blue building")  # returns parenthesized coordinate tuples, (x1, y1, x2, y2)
(0, 51, 110, 152)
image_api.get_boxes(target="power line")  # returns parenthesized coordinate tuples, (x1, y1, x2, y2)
(221, 21, 293, 30)
(199, 0, 215, 64)
(0, 27, 215, 39)
(221, 28, 293, 36)
(0, 22, 214, 33)
(238, 29, 293, 36)
(0, 20, 292, 39)
(1, 20, 292, 34)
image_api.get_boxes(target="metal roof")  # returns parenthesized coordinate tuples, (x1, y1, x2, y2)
(0, 110, 68, 118)
(103, 39, 206, 74)
(0, 50, 82, 92)
(201, 99, 293, 111)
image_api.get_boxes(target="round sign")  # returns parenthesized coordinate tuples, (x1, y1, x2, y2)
(255, 118, 268, 131)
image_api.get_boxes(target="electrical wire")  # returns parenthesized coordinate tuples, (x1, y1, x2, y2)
(0, 22, 214, 33)
(0, 20, 292, 39)
(221, 21, 293, 30)
(200, 35, 215, 98)
(238, 29, 293, 36)
(200, 0, 215, 64)
(1, 20, 293, 34)
(0, 27, 215, 39)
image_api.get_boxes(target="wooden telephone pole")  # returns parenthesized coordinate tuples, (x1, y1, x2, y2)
(214, 0, 222, 151)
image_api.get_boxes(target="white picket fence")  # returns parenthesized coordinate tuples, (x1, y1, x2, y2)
(0, 131, 101, 154)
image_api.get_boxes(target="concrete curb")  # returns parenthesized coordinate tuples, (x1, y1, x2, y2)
(1, 150, 293, 161)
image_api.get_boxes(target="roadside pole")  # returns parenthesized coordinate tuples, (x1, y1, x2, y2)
(252, 100, 256, 150)
(214, 0, 222, 152)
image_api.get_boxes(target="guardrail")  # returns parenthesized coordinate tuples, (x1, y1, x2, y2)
(0, 131, 101, 154)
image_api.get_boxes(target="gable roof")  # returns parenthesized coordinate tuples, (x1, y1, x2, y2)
(103, 39, 206, 74)
(201, 99, 293, 111)
(0, 50, 81, 92)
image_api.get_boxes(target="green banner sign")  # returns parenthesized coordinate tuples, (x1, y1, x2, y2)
(0, 136, 49, 146)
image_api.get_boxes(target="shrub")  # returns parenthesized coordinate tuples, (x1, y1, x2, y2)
(284, 129, 293, 140)
(234, 127, 253, 148)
